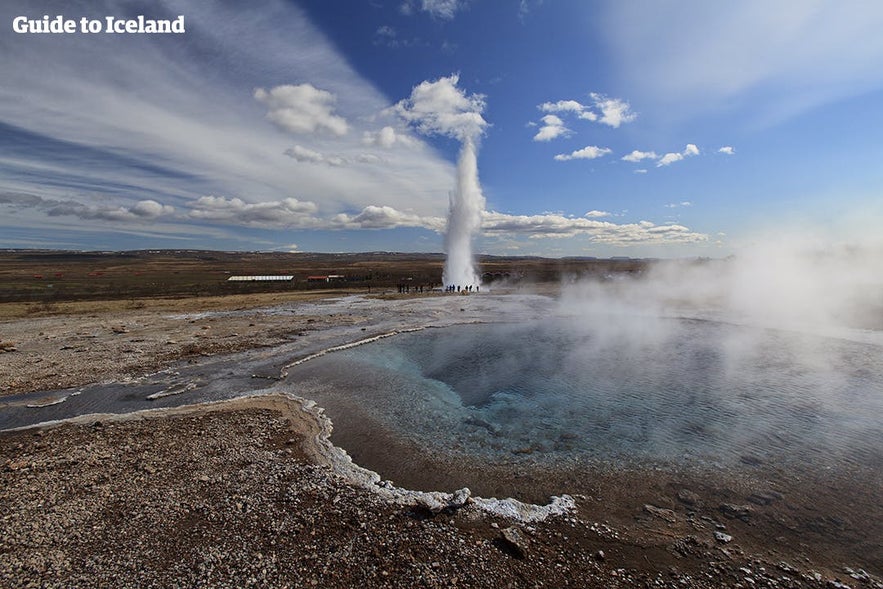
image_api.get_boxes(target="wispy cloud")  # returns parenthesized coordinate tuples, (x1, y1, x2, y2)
(719, 146, 736, 155)
(0, 0, 456, 244)
(600, 1, 883, 125)
(401, 0, 469, 20)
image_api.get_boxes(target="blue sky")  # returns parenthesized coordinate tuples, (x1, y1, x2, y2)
(2, 0, 882, 257)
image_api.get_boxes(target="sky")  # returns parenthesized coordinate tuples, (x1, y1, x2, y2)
(2, 0, 883, 257)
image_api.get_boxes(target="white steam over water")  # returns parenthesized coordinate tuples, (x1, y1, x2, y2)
(443, 137, 485, 288)
(289, 235, 883, 472)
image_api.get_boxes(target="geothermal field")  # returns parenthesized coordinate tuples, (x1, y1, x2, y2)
(1, 249, 882, 588)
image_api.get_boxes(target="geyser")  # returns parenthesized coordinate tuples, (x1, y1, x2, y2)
(443, 137, 485, 287)
(394, 74, 488, 288)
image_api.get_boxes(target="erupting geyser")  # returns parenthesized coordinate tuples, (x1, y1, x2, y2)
(395, 74, 488, 288)
(443, 137, 485, 287)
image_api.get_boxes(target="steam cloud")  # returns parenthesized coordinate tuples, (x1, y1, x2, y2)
(395, 75, 488, 287)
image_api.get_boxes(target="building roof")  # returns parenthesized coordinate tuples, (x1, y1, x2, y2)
(227, 275, 293, 282)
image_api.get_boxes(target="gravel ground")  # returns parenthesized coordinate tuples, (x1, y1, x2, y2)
(1, 395, 880, 589)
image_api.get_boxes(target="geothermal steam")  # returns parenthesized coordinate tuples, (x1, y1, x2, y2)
(395, 75, 487, 287)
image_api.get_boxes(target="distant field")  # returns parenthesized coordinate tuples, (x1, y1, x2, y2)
(0, 249, 648, 305)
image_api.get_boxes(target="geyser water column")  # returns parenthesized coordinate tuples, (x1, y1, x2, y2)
(443, 137, 485, 287)
(394, 75, 488, 287)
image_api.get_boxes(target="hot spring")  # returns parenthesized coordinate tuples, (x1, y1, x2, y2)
(287, 312, 883, 494)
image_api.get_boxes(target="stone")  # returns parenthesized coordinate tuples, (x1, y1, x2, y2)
(747, 492, 781, 506)
(714, 531, 733, 544)
(500, 527, 528, 558)
(643, 504, 678, 523)
(719, 503, 753, 521)
(677, 489, 701, 506)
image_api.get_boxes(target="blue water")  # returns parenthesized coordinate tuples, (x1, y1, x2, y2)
(290, 316, 883, 469)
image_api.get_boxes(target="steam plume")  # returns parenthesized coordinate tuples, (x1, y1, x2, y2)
(395, 75, 487, 287)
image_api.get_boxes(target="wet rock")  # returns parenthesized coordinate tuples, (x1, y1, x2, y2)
(643, 504, 677, 523)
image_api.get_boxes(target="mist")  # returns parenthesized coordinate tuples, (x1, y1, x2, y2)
(560, 237, 883, 334)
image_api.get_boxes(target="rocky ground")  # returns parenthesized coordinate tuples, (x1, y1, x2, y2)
(1, 292, 881, 588)
(0, 292, 367, 397)
(1, 396, 879, 589)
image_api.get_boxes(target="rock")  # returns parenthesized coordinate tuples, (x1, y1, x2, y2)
(747, 491, 781, 506)
(643, 504, 678, 523)
(677, 489, 701, 506)
(0, 341, 17, 352)
(714, 531, 733, 544)
(719, 503, 753, 521)
(594, 550, 605, 561)
(499, 527, 528, 559)
(414, 488, 471, 513)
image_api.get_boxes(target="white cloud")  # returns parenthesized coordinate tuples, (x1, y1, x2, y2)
(554, 146, 612, 161)
(665, 201, 693, 208)
(188, 195, 320, 227)
(657, 144, 700, 167)
(254, 84, 349, 136)
(130, 200, 176, 219)
(401, 0, 468, 20)
(0, 0, 459, 239)
(283, 145, 381, 167)
(657, 152, 684, 166)
(634, 169, 648, 174)
(481, 211, 708, 244)
(589, 92, 637, 128)
(285, 145, 341, 166)
(534, 93, 635, 138)
(5, 192, 176, 223)
(621, 150, 658, 162)
(393, 74, 487, 141)
(533, 114, 570, 141)
(539, 100, 586, 114)
(362, 126, 418, 148)
(719, 146, 735, 155)
(586, 210, 611, 218)
(332, 205, 445, 231)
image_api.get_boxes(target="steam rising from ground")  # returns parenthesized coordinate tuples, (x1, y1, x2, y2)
(395, 75, 487, 288)
(556, 237, 883, 451)
(561, 238, 883, 335)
